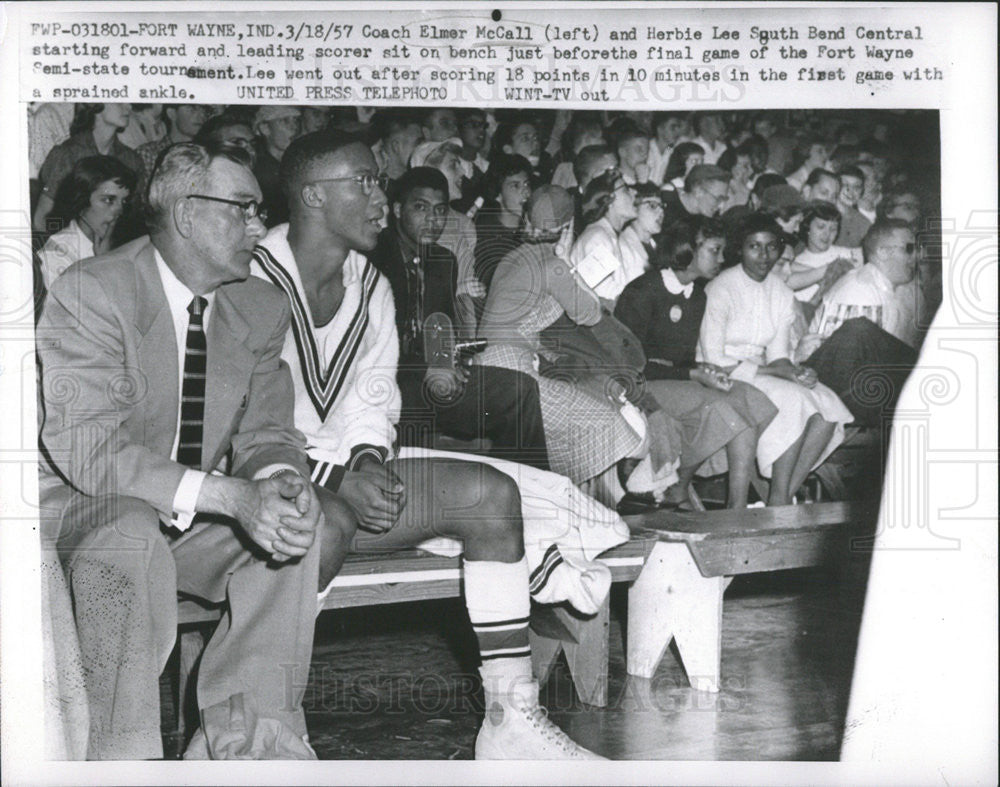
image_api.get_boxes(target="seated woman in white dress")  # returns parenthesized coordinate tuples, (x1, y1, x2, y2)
(569, 170, 638, 304)
(37, 155, 137, 290)
(788, 200, 862, 302)
(698, 212, 853, 505)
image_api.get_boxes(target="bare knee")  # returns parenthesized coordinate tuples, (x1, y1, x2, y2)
(474, 466, 522, 538)
(317, 486, 359, 545)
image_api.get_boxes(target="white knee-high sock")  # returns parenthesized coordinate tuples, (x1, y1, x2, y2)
(463, 557, 534, 698)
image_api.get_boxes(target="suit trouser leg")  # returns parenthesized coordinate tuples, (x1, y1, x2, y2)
(171, 518, 321, 759)
(807, 318, 918, 428)
(56, 493, 178, 760)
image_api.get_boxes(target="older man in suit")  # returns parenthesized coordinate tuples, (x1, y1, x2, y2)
(37, 143, 327, 760)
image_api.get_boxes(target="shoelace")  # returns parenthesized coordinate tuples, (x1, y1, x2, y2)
(522, 705, 580, 754)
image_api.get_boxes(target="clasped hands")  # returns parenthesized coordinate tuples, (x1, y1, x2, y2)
(337, 458, 406, 535)
(239, 472, 323, 562)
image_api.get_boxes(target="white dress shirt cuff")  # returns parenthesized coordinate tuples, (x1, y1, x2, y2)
(170, 469, 207, 532)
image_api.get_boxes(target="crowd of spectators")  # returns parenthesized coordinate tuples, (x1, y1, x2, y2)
(29, 102, 940, 508)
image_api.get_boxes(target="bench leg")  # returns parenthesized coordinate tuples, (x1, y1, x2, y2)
(529, 628, 563, 686)
(627, 542, 728, 693)
(562, 598, 610, 707)
(528, 598, 611, 707)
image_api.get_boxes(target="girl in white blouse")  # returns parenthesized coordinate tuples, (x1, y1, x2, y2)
(570, 170, 638, 303)
(38, 155, 136, 290)
(698, 213, 853, 505)
(789, 201, 862, 302)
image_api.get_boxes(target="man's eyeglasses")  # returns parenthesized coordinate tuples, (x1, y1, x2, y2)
(885, 242, 917, 254)
(638, 199, 664, 211)
(309, 173, 390, 195)
(186, 194, 267, 224)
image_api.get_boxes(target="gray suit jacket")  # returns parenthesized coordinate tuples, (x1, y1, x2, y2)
(37, 236, 308, 522)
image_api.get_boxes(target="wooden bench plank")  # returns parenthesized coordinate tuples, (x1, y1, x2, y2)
(623, 500, 879, 542)
(177, 537, 655, 625)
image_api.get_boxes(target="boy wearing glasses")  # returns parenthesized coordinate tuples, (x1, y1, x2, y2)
(251, 130, 608, 759)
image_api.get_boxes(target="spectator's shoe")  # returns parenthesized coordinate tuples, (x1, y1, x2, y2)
(615, 492, 681, 516)
(474, 680, 606, 760)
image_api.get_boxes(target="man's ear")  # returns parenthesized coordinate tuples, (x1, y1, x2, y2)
(392, 202, 402, 223)
(300, 182, 324, 209)
(502, 144, 514, 155)
(174, 196, 194, 239)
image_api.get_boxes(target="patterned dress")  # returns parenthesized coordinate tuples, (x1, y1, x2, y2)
(476, 240, 643, 484)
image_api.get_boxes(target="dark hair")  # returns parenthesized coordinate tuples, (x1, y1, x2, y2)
(279, 129, 364, 202)
(652, 221, 697, 271)
(663, 142, 705, 183)
(798, 200, 842, 243)
(392, 166, 449, 207)
(374, 108, 423, 143)
(489, 113, 537, 160)
(652, 111, 686, 131)
(421, 107, 457, 129)
(194, 113, 252, 147)
(737, 135, 769, 171)
(580, 170, 620, 226)
(573, 144, 615, 187)
(777, 230, 799, 256)
(69, 104, 106, 136)
(752, 173, 788, 201)
(631, 181, 660, 202)
(614, 124, 649, 152)
(828, 144, 860, 173)
(483, 154, 533, 202)
(50, 155, 138, 224)
(562, 112, 605, 158)
(732, 212, 783, 254)
(693, 215, 726, 244)
(691, 111, 722, 137)
(799, 133, 828, 151)
(838, 165, 866, 184)
(716, 146, 744, 173)
(804, 167, 838, 189)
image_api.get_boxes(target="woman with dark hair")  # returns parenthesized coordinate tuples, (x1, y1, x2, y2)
(569, 170, 638, 302)
(698, 213, 852, 505)
(617, 182, 664, 284)
(473, 153, 533, 290)
(790, 200, 862, 301)
(489, 113, 554, 183)
(662, 141, 705, 191)
(614, 219, 777, 508)
(34, 103, 143, 231)
(717, 145, 755, 212)
(37, 155, 138, 289)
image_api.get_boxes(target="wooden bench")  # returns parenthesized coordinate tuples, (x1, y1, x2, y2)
(173, 499, 877, 746)
(174, 534, 657, 738)
(621, 499, 879, 692)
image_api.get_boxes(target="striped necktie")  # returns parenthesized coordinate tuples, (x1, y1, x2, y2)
(177, 295, 207, 469)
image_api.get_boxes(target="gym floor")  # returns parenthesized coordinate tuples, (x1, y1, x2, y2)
(162, 555, 870, 763)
